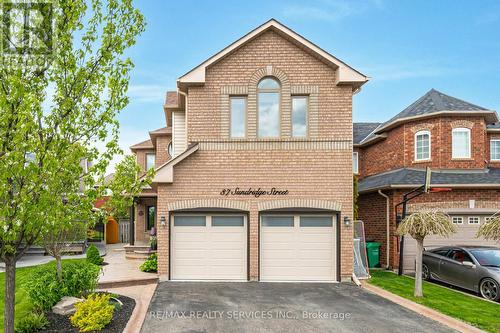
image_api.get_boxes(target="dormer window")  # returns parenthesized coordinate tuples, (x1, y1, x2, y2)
(258, 77, 280, 138)
(452, 128, 471, 159)
(415, 130, 431, 161)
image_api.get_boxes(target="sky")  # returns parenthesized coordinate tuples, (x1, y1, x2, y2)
(113, 0, 500, 171)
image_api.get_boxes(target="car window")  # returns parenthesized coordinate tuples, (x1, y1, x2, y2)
(447, 249, 473, 263)
(470, 249, 500, 267)
(431, 249, 450, 257)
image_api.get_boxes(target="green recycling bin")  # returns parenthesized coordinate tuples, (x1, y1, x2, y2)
(366, 242, 381, 268)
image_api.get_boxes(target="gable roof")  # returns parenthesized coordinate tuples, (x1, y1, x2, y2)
(358, 167, 500, 193)
(353, 122, 381, 144)
(130, 139, 154, 150)
(373, 89, 497, 135)
(177, 19, 368, 90)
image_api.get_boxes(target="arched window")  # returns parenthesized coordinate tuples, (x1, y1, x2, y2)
(452, 128, 471, 158)
(415, 130, 431, 161)
(258, 77, 280, 137)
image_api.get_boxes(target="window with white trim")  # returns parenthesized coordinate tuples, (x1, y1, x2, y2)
(490, 139, 500, 161)
(452, 128, 471, 158)
(485, 216, 495, 223)
(146, 153, 155, 170)
(415, 130, 431, 161)
(258, 77, 280, 138)
(292, 96, 308, 137)
(452, 216, 463, 224)
(230, 97, 246, 138)
(468, 216, 479, 224)
(352, 152, 359, 174)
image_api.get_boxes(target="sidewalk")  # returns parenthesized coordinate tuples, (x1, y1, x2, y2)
(0, 243, 106, 271)
(98, 243, 158, 287)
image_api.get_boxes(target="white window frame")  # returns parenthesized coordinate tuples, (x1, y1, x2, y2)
(490, 139, 500, 161)
(452, 128, 471, 159)
(352, 151, 359, 174)
(468, 216, 479, 225)
(229, 96, 247, 139)
(291, 95, 308, 138)
(452, 216, 463, 224)
(145, 153, 155, 170)
(257, 77, 281, 138)
(414, 130, 431, 161)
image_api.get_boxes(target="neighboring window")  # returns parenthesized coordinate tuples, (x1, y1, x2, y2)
(468, 216, 480, 224)
(258, 77, 280, 137)
(212, 216, 244, 227)
(300, 216, 332, 227)
(261, 216, 294, 227)
(167, 142, 173, 157)
(447, 249, 473, 263)
(452, 128, 471, 158)
(415, 130, 431, 161)
(292, 96, 308, 137)
(352, 152, 359, 174)
(174, 216, 206, 227)
(230, 97, 246, 138)
(452, 217, 463, 224)
(146, 153, 155, 170)
(146, 206, 155, 230)
(490, 139, 500, 161)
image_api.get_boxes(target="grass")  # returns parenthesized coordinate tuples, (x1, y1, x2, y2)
(0, 258, 85, 332)
(369, 270, 500, 333)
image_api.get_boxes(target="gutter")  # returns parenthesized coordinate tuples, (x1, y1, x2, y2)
(377, 190, 390, 269)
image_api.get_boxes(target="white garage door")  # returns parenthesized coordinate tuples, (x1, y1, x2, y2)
(403, 215, 500, 272)
(260, 215, 336, 282)
(171, 214, 247, 280)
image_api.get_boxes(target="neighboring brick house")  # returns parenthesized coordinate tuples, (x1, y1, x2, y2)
(355, 89, 500, 271)
(128, 19, 368, 282)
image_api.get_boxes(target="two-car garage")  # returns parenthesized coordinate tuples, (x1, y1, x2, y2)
(170, 213, 338, 282)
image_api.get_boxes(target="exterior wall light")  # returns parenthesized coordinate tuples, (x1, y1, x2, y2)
(343, 216, 351, 227)
(160, 216, 166, 226)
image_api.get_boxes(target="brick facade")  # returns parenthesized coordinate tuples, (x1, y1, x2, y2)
(150, 29, 359, 281)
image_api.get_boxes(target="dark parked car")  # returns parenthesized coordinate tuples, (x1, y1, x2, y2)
(422, 246, 500, 301)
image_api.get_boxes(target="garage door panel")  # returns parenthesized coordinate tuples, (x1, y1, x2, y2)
(260, 215, 336, 282)
(172, 214, 247, 280)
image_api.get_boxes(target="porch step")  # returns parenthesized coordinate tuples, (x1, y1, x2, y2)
(125, 250, 156, 260)
(98, 276, 158, 289)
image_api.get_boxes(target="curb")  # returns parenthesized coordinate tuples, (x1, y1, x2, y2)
(98, 277, 159, 289)
(362, 282, 486, 333)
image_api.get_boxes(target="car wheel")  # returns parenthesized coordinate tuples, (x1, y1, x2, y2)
(479, 278, 500, 302)
(422, 264, 431, 281)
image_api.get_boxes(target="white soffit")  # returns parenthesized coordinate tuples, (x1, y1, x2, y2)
(177, 19, 368, 86)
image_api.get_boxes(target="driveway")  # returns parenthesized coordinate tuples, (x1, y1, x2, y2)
(141, 282, 456, 333)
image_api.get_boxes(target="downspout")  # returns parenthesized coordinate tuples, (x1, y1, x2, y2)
(378, 190, 390, 268)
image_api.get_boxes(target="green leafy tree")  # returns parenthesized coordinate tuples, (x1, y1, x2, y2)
(103, 155, 154, 219)
(477, 214, 500, 241)
(397, 211, 456, 297)
(0, 1, 145, 332)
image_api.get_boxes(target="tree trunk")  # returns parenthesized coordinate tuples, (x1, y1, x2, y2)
(4, 258, 16, 333)
(414, 238, 424, 298)
(56, 255, 62, 281)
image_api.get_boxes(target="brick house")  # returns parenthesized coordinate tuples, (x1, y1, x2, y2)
(128, 19, 368, 282)
(355, 89, 500, 272)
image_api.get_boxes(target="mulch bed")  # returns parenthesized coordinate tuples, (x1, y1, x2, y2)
(40, 294, 135, 333)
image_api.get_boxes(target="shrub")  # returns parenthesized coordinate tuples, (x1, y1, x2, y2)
(140, 253, 157, 272)
(86, 244, 103, 265)
(25, 261, 101, 310)
(15, 312, 48, 333)
(70, 293, 115, 332)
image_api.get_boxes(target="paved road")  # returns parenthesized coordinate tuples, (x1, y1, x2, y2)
(141, 282, 456, 333)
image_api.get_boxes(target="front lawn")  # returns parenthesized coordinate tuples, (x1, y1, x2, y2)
(369, 270, 500, 333)
(0, 259, 85, 332)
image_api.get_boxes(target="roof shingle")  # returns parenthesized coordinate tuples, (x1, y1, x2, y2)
(353, 122, 381, 144)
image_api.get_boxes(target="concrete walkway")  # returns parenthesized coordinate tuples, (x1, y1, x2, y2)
(98, 243, 158, 287)
(0, 243, 106, 272)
